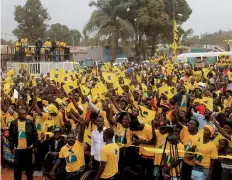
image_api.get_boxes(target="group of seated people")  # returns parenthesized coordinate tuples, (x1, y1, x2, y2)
(1, 59, 232, 180)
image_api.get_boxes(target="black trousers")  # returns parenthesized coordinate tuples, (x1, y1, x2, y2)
(221, 169, 232, 180)
(93, 158, 100, 171)
(14, 148, 33, 180)
(139, 156, 154, 180)
(181, 161, 193, 180)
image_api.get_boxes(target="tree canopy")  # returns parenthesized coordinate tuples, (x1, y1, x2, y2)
(84, 0, 192, 59)
(13, 0, 50, 43)
(84, 0, 135, 61)
(46, 23, 82, 46)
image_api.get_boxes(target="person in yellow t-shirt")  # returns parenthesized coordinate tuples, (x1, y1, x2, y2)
(106, 108, 133, 170)
(4, 105, 18, 128)
(130, 119, 155, 179)
(9, 106, 38, 180)
(174, 106, 202, 180)
(193, 125, 218, 180)
(44, 37, 52, 61)
(50, 121, 85, 179)
(153, 126, 168, 177)
(42, 104, 64, 133)
(25, 47, 34, 62)
(55, 39, 61, 61)
(212, 119, 232, 147)
(95, 128, 119, 180)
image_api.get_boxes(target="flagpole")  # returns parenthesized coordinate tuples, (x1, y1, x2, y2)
(173, 0, 177, 62)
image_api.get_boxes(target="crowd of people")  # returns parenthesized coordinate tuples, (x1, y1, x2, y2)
(14, 37, 68, 62)
(1, 57, 232, 180)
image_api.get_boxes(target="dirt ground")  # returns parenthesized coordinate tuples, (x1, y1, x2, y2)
(1, 168, 43, 180)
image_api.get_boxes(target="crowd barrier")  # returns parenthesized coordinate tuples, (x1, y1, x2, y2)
(6, 61, 75, 75)
(2, 46, 70, 62)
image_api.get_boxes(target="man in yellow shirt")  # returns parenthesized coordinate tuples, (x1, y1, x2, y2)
(130, 119, 156, 180)
(44, 37, 51, 61)
(95, 128, 119, 180)
(50, 120, 85, 180)
(9, 106, 38, 180)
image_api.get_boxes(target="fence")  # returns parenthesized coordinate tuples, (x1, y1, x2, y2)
(1, 46, 70, 62)
(6, 62, 75, 75)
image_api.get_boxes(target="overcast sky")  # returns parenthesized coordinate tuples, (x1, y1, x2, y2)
(1, 0, 232, 40)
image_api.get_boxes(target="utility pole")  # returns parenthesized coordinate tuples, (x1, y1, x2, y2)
(73, 35, 75, 46)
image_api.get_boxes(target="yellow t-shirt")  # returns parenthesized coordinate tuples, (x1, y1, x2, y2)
(16, 41, 22, 51)
(100, 143, 119, 179)
(0, 111, 6, 129)
(17, 120, 27, 149)
(59, 141, 85, 172)
(99, 110, 110, 128)
(180, 126, 201, 166)
(25, 49, 33, 57)
(193, 98, 204, 105)
(5, 111, 18, 128)
(113, 123, 132, 147)
(133, 124, 154, 157)
(194, 141, 218, 168)
(33, 112, 46, 138)
(42, 112, 64, 133)
(154, 130, 168, 165)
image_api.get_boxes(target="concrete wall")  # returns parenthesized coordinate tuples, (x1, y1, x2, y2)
(70, 47, 105, 62)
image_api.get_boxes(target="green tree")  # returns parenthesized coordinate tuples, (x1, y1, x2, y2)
(13, 0, 50, 43)
(46, 23, 82, 46)
(181, 28, 194, 45)
(84, 0, 134, 62)
(1, 39, 15, 46)
(124, 0, 192, 57)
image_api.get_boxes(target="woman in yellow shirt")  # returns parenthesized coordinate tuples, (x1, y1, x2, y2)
(193, 125, 218, 180)
(50, 121, 85, 179)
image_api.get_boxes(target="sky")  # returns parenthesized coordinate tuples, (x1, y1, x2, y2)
(1, 0, 232, 40)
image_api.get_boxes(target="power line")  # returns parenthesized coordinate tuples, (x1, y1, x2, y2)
(1, 33, 17, 37)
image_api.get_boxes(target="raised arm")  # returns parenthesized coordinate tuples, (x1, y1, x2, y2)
(212, 118, 231, 141)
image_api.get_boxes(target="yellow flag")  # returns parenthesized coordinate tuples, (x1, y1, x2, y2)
(139, 105, 156, 122)
(159, 85, 174, 99)
(202, 97, 213, 111)
(112, 66, 121, 74)
(91, 87, 100, 97)
(96, 81, 108, 94)
(202, 68, 212, 78)
(27, 94, 32, 104)
(67, 102, 78, 113)
(3, 83, 11, 94)
(63, 82, 77, 95)
(50, 69, 65, 82)
(80, 84, 90, 96)
(113, 82, 124, 95)
(124, 78, 131, 86)
(136, 75, 141, 83)
(55, 98, 63, 105)
(227, 71, 232, 81)
(102, 72, 117, 83)
(7, 69, 15, 77)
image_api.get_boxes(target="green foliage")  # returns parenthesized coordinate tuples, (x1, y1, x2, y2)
(13, 0, 50, 43)
(1, 39, 15, 46)
(84, 0, 135, 61)
(46, 23, 82, 46)
(84, 0, 192, 57)
(181, 30, 232, 47)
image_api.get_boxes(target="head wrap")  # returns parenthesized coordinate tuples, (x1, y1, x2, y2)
(47, 104, 58, 114)
(204, 125, 215, 137)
